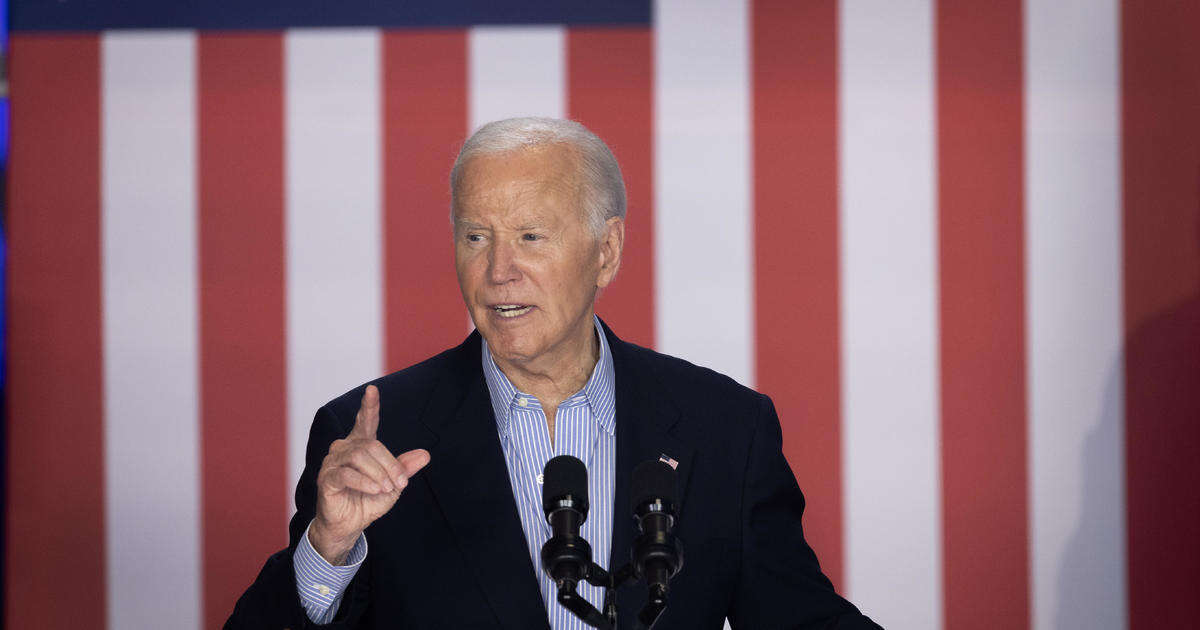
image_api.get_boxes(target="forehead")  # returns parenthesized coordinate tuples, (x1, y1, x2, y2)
(453, 144, 584, 222)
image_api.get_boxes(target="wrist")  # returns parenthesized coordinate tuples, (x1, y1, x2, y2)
(308, 519, 359, 566)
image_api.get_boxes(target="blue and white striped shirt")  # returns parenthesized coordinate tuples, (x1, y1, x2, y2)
(294, 316, 617, 628)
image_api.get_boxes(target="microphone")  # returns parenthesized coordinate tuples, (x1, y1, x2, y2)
(540, 455, 592, 590)
(541, 456, 613, 629)
(631, 459, 683, 627)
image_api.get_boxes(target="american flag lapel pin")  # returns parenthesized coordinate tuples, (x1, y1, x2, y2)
(658, 454, 679, 470)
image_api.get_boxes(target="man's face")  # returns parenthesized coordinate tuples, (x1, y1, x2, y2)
(453, 144, 622, 370)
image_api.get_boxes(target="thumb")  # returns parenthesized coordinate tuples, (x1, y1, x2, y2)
(396, 448, 431, 478)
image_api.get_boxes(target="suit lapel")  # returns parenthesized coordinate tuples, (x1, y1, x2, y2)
(419, 334, 550, 630)
(603, 322, 696, 578)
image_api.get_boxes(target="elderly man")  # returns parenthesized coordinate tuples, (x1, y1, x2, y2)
(227, 118, 880, 629)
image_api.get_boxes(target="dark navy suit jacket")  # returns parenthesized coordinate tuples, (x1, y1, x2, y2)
(226, 321, 882, 629)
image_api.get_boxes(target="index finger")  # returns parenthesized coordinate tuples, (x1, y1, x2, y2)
(350, 384, 381, 439)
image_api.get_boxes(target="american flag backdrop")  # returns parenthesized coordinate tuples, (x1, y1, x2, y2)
(6, 0, 1199, 629)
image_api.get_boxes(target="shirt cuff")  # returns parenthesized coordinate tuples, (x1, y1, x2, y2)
(293, 521, 368, 624)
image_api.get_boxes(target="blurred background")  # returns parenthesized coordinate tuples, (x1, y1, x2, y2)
(4, 0, 1197, 628)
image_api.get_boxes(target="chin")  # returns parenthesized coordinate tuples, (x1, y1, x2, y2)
(489, 344, 538, 368)
(478, 325, 526, 353)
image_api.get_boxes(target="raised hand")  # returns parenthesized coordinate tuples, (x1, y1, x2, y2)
(308, 385, 431, 565)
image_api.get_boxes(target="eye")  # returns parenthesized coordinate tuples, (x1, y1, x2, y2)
(465, 233, 484, 243)
(522, 233, 541, 241)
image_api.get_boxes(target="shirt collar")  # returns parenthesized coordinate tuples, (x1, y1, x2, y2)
(481, 315, 617, 439)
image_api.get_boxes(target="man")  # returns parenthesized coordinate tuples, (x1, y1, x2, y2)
(227, 118, 881, 629)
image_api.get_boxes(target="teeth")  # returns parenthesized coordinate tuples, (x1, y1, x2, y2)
(495, 305, 532, 318)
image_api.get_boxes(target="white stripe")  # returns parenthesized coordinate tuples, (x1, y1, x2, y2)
(286, 29, 384, 495)
(654, 0, 753, 385)
(465, 25, 565, 333)
(1025, 1, 1126, 628)
(102, 31, 200, 629)
(838, 2, 941, 628)
(468, 26, 565, 128)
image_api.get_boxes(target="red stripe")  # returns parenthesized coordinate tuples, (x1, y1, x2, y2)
(937, 2, 1029, 627)
(1121, 1, 1200, 627)
(5, 35, 106, 628)
(197, 33, 288, 628)
(567, 27, 655, 348)
(382, 31, 470, 371)
(750, 0, 843, 590)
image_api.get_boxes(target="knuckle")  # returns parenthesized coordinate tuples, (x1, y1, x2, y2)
(349, 449, 378, 471)
(320, 465, 343, 483)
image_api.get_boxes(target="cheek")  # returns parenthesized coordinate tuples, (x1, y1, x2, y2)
(455, 249, 483, 281)
(453, 262, 469, 290)
(455, 270, 485, 309)
(545, 257, 597, 310)
(537, 259, 576, 295)
(566, 247, 601, 286)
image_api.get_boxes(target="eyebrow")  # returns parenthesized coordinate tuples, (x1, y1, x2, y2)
(454, 218, 552, 231)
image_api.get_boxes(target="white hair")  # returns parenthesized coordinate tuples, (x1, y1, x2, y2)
(450, 117, 627, 236)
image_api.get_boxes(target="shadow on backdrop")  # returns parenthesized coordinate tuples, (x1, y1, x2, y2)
(1058, 202, 1199, 628)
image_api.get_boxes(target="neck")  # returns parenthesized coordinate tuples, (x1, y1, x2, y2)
(492, 316, 600, 407)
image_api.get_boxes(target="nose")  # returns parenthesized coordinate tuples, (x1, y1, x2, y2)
(487, 239, 522, 285)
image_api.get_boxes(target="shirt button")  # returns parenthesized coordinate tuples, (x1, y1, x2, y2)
(536, 473, 544, 484)
(518, 397, 528, 407)
(316, 584, 331, 596)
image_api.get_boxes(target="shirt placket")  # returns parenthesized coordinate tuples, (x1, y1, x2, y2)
(512, 399, 555, 533)
(558, 398, 599, 471)
(553, 397, 605, 614)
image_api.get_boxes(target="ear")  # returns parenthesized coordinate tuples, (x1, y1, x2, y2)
(596, 216, 625, 289)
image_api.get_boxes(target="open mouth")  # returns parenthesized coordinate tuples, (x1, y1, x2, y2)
(492, 304, 533, 318)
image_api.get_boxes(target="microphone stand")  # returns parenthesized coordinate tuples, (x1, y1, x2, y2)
(550, 550, 676, 630)
(550, 560, 639, 630)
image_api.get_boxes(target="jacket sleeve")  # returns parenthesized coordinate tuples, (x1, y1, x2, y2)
(224, 403, 375, 630)
(728, 394, 884, 630)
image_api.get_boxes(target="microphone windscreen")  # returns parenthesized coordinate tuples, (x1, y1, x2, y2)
(542, 455, 589, 516)
(632, 459, 678, 511)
